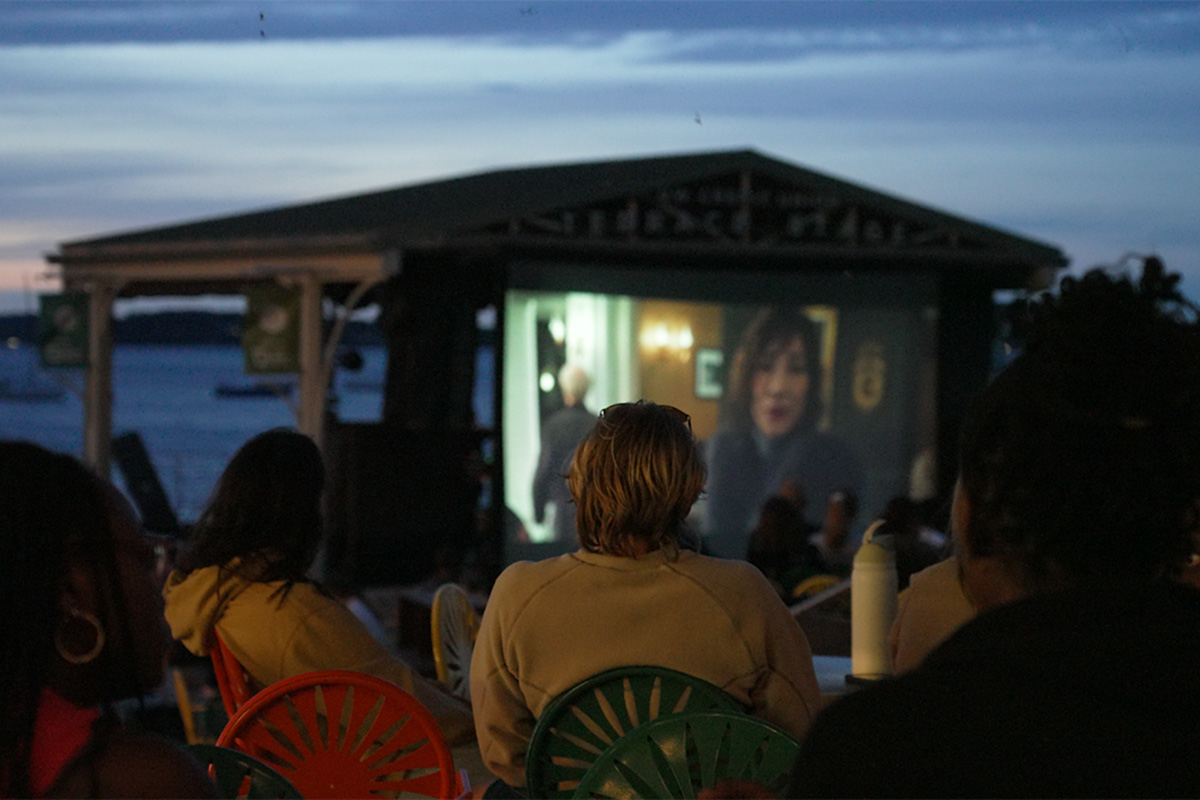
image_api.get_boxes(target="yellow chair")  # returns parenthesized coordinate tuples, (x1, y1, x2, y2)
(172, 667, 204, 745)
(792, 573, 841, 600)
(430, 583, 479, 701)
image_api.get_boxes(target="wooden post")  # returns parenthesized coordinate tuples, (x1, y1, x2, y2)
(296, 275, 325, 449)
(83, 282, 116, 477)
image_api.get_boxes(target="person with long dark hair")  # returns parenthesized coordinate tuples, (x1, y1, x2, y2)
(703, 307, 863, 558)
(0, 441, 215, 798)
(163, 428, 473, 744)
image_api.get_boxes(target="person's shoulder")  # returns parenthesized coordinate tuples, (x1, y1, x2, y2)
(492, 553, 578, 594)
(89, 727, 217, 798)
(249, 579, 330, 617)
(162, 563, 221, 597)
(789, 674, 943, 796)
(548, 404, 595, 428)
(671, 551, 779, 595)
(569, 404, 597, 421)
(907, 555, 959, 587)
(673, 549, 753, 572)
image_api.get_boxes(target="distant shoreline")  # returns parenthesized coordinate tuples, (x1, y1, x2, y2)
(0, 311, 385, 348)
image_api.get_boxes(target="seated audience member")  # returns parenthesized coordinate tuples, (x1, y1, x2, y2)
(807, 489, 860, 576)
(875, 496, 945, 589)
(789, 263, 1200, 796)
(0, 441, 215, 798)
(162, 428, 473, 744)
(886, 556, 975, 674)
(471, 401, 821, 793)
(746, 494, 823, 596)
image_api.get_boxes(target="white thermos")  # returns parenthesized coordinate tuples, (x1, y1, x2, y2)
(850, 521, 898, 678)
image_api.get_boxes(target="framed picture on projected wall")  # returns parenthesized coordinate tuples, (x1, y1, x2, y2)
(695, 348, 724, 399)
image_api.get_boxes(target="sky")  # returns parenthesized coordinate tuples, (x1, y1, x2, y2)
(2, 0, 1199, 312)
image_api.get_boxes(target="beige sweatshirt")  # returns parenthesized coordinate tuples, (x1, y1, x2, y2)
(469, 548, 822, 787)
(887, 556, 977, 674)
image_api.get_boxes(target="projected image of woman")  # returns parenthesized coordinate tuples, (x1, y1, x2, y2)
(703, 307, 863, 558)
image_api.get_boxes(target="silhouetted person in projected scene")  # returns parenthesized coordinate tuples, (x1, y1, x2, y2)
(808, 488, 861, 577)
(532, 364, 596, 541)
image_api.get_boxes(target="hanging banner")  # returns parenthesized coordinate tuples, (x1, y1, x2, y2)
(243, 285, 300, 374)
(38, 292, 89, 368)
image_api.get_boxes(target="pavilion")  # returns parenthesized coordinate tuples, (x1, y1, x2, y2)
(49, 148, 1067, 581)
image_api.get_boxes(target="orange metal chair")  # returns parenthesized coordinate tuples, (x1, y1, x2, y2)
(211, 631, 254, 719)
(216, 669, 461, 799)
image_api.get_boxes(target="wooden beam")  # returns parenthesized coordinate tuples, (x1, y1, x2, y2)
(296, 275, 325, 450)
(83, 282, 118, 476)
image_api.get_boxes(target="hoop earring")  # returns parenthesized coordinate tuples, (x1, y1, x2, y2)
(55, 607, 106, 665)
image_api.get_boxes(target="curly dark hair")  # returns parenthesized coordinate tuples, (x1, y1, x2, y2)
(178, 428, 325, 591)
(959, 260, 1200, 590)
(724, 306, 824, 432)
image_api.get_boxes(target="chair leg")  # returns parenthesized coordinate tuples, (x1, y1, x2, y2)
(172, 668, 201, 745)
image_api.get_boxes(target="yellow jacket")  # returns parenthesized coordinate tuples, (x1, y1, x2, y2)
(163, 558, 474, 744)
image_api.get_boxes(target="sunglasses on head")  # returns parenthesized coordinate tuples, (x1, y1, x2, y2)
(600, 402, 692, 432)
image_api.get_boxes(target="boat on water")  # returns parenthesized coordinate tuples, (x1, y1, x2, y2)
(213, 380, 295, 398)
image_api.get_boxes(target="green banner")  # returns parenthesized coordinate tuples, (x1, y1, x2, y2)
(38, 292, 89, 368)
(243, 285, 300, 374)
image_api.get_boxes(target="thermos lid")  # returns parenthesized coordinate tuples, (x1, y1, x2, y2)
(855, 521, 896, 564)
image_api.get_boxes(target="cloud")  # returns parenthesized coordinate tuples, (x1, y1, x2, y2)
(4, 1, 1199, 57)
(0, 1, 1197, 298)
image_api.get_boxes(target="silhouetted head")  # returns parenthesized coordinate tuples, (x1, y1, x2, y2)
(558, 363, 591, 406)
(750, 495, 807, 556)
(179, 428, 325, 584)
(957, 261, 1200, 603)
(824, 489, 859, 546)
(0, 441, 171, 796)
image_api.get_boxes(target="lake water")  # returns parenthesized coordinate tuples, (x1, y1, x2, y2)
(0, 343, 391, 523)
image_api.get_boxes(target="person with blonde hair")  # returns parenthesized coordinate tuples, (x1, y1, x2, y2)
(472, 401, 821, 794)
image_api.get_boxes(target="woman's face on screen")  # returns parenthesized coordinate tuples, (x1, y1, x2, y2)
(750, 336, 810, 438)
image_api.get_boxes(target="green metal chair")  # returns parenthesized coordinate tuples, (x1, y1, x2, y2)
(571, 710, 801, 799)
(525, 666, 740, 799)
(187, 743, 303, 799)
